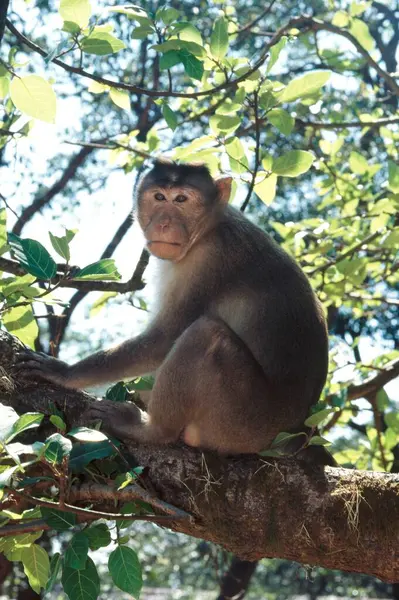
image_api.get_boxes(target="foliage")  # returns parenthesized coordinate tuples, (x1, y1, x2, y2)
(0, 0, 398, 597)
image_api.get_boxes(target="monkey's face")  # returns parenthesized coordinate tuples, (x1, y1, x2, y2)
(138, 186, 210, 261)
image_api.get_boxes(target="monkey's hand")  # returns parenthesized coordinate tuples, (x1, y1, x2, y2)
(85, 400, 145, 441)
(14, 349, 73, 388)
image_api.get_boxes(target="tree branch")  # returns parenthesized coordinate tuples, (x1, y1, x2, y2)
(0, 330, 399, 583)
(0, 0, 10, 46)
(0, 256, 145, 293)
(12, 146, 94, 235)
(5, 18, 271, 99)
(296, 116, 399, 130)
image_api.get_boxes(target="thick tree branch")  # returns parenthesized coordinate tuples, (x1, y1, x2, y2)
(0, 330, 398, 583)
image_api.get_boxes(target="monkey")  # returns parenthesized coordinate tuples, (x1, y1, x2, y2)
(16, 160, 329, 456)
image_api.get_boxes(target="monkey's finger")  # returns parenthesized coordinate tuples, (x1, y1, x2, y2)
(15, 351, 48, 364)
(12, 359, 47, 372)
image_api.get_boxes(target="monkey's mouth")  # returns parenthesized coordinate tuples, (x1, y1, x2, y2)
(148, 241, 181, 246)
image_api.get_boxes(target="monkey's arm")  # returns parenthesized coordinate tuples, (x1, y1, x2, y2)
(16, 325, 174, 389)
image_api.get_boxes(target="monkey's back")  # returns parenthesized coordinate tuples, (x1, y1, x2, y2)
(206, 206, 329, 413)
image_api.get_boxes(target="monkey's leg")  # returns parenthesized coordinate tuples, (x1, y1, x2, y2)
(144, 316, 279, 454)
(87, 316, 283, 452)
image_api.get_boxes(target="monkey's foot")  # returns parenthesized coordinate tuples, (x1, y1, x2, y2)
(85, 400, 145, 441)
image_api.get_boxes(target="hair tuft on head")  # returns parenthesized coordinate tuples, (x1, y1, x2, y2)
(139, 159, 218, 203)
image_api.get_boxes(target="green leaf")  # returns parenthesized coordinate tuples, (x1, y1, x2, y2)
(254, 173, 277, 205)
(109, 88, 131, 111)
(179, 50, 204, 81)
(174, 22, 202, 45)
(46, 552, 62, 593)
(108, 5, 150, 24)
(159, 50, 182, 70)
(268, 108, 294, 135)
(272, 150, 314, 177)
(225, 137, 245, 160)
(0, 465, 20, 488)
(81, 33, 126, 55)
(68, 427, 108, 442)
(350, 1, 370, 17)
(41, 507, 77, 531)
(8, 232, 57, 279)
(89, 291, 117, 316)
(21, 544, 50, 594)
(349, 151, 368, 174)
(210, 16, 229, 60)
(44, 433, 72, 464)
(332, 10, 350, 26)
(2, 305, 39, 349)
(157, 7, 180, 25)
(131, 24, 154, 39)
(376, 388, 390, 411)
(210, 114, 241, 135)
(271, 431, 307, 448)
(65, 532, 89, 570)
(5, 413, 44, 443)
(349, 18, 375, 51)
(49, 231, 71, 261)
(280, 71, 331, 103)
(73, 259, 120, 281)
(385, 412, 399, 433)
(10, 75, 57, 124)
(108, 546, 143, 598)
(62, 20, 81, 34)
(0, 74, 10, 99)
(388, 160, 399, 193)
(0, 208, 7, 255)
(69, 440, 116, 472)
(85, 524, 111, 550)
(49, 415, 67, 431)
(304, 408, 337, 427)
(62, 556, 100, 600)
(162, 105, 178, 131)
(59, 0, 91, 28)
(308, 435, 332, 446)
(106, 381, 129, 402)
(266, 36, 287, 73)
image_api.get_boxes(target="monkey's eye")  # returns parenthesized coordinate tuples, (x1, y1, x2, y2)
(175, 194, 187, 203)
(154, 192, 166, 201)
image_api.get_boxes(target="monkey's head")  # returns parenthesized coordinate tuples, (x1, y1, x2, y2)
(136, 160, 232, 261)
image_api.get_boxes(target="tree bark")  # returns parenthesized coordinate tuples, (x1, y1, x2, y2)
(0, 331, 398, 583)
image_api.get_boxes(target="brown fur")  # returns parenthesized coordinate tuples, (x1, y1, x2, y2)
(16, 162, 328, 455)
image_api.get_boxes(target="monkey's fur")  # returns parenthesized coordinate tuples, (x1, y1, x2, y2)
(17, 161, 328, 455)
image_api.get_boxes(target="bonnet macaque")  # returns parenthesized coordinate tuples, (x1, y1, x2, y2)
(17, 161, 328, 455)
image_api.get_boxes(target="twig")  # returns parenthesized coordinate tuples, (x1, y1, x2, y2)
(237, 0, 278, 35)
(240, 91, 262, 212)
(296, 116, 399, 130)
(9, 488, 189, 522)
(12, 146, 95, 235)
(5, 18, 272, 99)
(0, 256, 145, 293)
(69, 482, 191, 519)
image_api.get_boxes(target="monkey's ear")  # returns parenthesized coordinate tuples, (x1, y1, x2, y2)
(215, 177, 232, 204)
